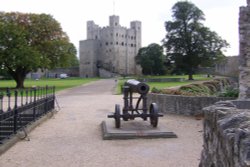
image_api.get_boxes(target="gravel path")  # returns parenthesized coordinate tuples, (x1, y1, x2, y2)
(0, 79, 203, 167)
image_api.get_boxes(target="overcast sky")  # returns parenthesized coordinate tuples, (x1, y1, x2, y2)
(0, 0, 247, 57)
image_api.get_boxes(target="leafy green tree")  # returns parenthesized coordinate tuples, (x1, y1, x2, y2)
(0, 12, 77, 88)
(163, 1, 228, 80)
(136, 43, 166, 75)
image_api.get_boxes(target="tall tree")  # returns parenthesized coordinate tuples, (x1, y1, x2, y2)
(0, 12, 77, 88)
(136, 43, 166, 75)
(163, 1, 228, 80)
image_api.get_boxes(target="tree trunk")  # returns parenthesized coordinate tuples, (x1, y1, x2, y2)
(7, 67, 26, 89)
(188, 73, 194, 80)
(14, 75, 25, 88)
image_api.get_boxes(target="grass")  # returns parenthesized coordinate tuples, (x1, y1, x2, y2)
(116, 74, 212, 94)
(0, 77, 99, 92)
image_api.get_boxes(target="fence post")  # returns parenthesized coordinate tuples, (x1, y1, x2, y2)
(33, 88, 37, 120)
(20, 90, 23, 106)
(44, 85, 48, 113)
(0, 93, 3, 113)
(6, 88, 11, 111)
(53, 86, 55, 109)
(13, 90, 18, 133)
(30, 88, 33, 103)
(25, 89, 28, 105)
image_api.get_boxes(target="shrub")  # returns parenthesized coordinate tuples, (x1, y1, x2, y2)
(218, 87, 239, 98)
(179, 84, 211, 96)
(151, 87, 162, 93)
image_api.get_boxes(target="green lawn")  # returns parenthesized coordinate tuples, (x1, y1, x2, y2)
(0, 77, 99, 92)
(116, 74, 212, 94)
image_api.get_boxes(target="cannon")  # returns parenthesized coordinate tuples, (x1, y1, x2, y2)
(108, 79, 163, 128)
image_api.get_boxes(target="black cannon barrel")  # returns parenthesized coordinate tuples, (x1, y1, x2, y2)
(125, 79, 150, 94)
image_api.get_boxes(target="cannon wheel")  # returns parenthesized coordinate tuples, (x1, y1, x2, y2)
(114, 104, 121, 128)
(150, 103, 159, 127)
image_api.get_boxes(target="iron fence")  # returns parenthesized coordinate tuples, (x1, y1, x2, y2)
(0, 86, 55, 143)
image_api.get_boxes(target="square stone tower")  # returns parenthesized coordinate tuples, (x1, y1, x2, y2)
(79, 15, 142, 77)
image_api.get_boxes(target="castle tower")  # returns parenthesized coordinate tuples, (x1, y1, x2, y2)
(79, 15, 142, 77)
(109, 15, 120, 27)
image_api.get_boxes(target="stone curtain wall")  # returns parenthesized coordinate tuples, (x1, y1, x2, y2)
(199, 101, 250, 167)
(215, 56, 239, 77)
(147, 93, 235, 116)
(239, 2, 250, 99)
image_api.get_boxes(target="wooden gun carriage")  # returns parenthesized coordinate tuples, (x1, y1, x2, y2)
(108, 79, 163, 128)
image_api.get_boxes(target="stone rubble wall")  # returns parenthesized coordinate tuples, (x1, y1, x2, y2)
(199, 100, 250, 167)
(239, 3, 250, 99)
(147, 93, 235, 115)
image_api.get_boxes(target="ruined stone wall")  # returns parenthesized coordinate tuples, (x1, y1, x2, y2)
(215, 56, 239, 77)
(199, 100, 250, 167)
(239, 2, 250, 99)
(199, 2, 250, 166)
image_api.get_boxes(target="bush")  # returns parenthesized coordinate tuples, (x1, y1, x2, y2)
(218, 87, 239, 98)
(179, 84, 211, 96)
(151, 78, 236, 97)
(151, 87, 162, 93)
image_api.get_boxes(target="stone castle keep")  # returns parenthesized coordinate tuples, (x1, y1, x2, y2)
(79, 15, 141, 77)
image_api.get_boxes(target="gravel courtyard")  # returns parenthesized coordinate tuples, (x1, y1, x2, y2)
(0, 79, 203, 167)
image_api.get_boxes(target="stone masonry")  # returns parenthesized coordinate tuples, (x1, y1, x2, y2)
(239, 1, 250, 99)
(147, 93, 235, 116)
(199, 101, 250, 167)
(79, 15, 141, 77)
(200, 1, 250, 166)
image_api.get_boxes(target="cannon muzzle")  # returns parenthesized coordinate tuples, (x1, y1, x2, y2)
(125, 79, 150, 94)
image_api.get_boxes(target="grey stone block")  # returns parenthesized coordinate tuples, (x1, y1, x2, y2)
(101, 120, 177, 140)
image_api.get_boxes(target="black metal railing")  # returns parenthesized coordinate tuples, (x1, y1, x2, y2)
(0, 86, 55, 143)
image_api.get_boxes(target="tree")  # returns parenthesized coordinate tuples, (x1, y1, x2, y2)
(163, 1, 228, 80)
(136, 43, 166, 75)
(0, 12, 77, 88)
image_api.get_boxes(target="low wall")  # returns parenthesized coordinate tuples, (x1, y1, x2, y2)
(199, 100, 250, 167)
(138, 78, 185, 82)
(147, 93, 235, 115)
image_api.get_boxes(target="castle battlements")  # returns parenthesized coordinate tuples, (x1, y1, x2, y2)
(79, 15, 142, 77)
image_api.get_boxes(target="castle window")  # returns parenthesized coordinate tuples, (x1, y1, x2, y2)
(100, 43, 102, 47)
(106, 42, 108, 46)
(131, 44, 133, 47)
(110, 42, 113, 45)
(122, 35, 124, 38)
(138, 27, 140, 30)
(115, 22, 117, 26)
(121, 42, 124, 46)
(116, 33, 118, 37)
(116, 42, 118, 45)
(95, 35, 98, 39)
(131, 36, 133, 40)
